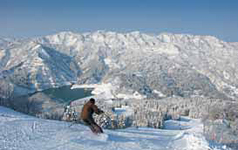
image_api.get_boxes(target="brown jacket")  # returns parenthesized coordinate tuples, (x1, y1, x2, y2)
(80, 101, 102, 121)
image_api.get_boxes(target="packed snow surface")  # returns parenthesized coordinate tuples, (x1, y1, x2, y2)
(0, 106, 230, 150)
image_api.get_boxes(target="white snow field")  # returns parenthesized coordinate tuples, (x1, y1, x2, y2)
(0, 106, 230, 150)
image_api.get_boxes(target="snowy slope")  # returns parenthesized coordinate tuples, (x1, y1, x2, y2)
(0, 106, 230, 150)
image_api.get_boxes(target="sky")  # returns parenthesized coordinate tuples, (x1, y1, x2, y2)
(1, 0, 238, 42)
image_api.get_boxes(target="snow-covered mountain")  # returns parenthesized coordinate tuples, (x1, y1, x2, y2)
(0, 31, 238, 99)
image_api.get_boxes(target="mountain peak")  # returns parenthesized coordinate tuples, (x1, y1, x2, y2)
(2, 30, 238, 100)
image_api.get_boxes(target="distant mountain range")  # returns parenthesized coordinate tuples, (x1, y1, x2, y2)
(1, 31, 238, 100)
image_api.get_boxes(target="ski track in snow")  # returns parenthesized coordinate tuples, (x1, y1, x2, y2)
(0, 106, 230, 150)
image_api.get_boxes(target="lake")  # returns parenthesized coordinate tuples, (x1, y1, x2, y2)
(42, 85, 93, 103)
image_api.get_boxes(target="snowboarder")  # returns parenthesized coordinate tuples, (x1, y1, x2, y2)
(81, 98, 104, 134)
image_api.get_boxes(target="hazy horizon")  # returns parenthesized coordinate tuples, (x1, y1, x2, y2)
(1, 0, 238, 42)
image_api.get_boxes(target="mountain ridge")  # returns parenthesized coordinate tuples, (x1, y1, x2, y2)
(0, 31, 238, 100)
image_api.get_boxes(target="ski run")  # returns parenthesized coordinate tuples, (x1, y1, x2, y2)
(0, 106, 230, 150)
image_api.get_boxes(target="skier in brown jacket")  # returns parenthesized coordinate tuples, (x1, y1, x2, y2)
(81, 98, 104, 134)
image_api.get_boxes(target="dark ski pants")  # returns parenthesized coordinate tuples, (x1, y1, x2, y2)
(83, 119, 103, 134)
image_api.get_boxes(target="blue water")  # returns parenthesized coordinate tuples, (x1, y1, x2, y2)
(42, 85, 93, 103)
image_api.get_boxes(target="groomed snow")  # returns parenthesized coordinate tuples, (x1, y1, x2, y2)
(0, 106, 231, 150)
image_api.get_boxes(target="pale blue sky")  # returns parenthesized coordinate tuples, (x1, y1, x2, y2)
(1, 0, 238, 42)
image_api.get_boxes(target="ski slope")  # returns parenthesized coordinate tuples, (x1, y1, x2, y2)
(0, 106, 230, 150)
